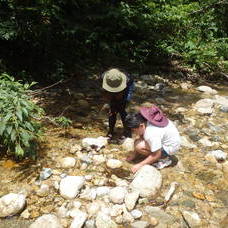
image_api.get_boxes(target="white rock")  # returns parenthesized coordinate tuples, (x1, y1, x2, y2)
(124, 191, 139, 211)
(109, 187, 127, 204)
(182, 211, 201, 227)
(57, 206, 68, 218)
(122, 206, 134, 223)
(80, 188, 97, 200)
(59, 176, 85, 199)
(131, 209, 143, 219)
(86, 202, 101, 217)
(130, 165, 162, 197)
(37, 184, 50, 197)
(84, 219, 95, 228)
(95, 212, 118, 228)
(70, 210, 88, 228)
(96, 186, 111, 197)
(122, 138, 134, 152)
(194, 99, 214, 114)
(70, 144, 82, 154)
(214, 95, 228, 106)
(208, 150, 227, 161)
(110, 204, 124, 217)
(60, 157, 76, 168)
(199, 137, 214, 147)
(93, 155, 106, 165)
(196, 86, 217, 94)
(0, 193, 26, 217)
(82, 137, 108, 151)
(29, 214, 62, 228)
(20, 209, 30, 219)
(106, 159, 123, 169)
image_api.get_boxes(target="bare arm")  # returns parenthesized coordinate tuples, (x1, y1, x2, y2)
(131, 149, 162, 173)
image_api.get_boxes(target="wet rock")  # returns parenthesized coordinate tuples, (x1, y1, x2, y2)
(131, 221, 150, 228)
(70, 210, 88, 228)
(220, 106, 228, 113)
(196, 86, 217, 94)
(60, 157, 76, 168)
(180, 136, 197, 148)
(130, 165, 162, 197)
(39, 168, 52, 181)
(154, 83, 165, 91)
(182, 211, 201, 227)
(109, 187, 127, 204)
(0, 193, 26, 217)
(95, 212, 118, 228)
(29, 214, 62, 228)
(124, 191, 139, 211)
(106, 159, 123, 169)
(144, 206, 175, 225)
(82, 137, 108, 151)
(59, 176, 85, 199)
(194, 98, 214, 114)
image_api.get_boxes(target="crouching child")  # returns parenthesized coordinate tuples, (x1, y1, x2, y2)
(125, 105, 181, 173)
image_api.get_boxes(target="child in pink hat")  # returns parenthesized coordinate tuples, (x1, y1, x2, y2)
(125, 105, 181, 173)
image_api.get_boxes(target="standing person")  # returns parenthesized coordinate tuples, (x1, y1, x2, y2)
(125, 105, 181, 173)
(101, 68, 134, 139)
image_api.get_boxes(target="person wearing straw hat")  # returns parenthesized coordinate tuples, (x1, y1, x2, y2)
(125, 105, 181, 173)
(101, 68, 134, 139)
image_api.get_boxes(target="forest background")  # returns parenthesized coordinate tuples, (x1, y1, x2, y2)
(0, 0, 228, 158)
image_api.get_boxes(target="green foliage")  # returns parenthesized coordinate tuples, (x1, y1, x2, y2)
(0, 73, 44, 158)
(0, 0, 228, 79)
(53, 116, 72, 128)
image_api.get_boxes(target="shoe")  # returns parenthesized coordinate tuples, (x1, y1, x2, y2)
(153, 157, 172, 169)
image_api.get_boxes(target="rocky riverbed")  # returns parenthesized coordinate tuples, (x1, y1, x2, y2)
(0, 73, 228, 228)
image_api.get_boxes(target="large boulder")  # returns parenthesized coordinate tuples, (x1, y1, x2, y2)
(130, 165, 162, 197)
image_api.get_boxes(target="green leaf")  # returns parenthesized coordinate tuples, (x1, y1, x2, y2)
(16, 109, 23, 121)
(0, 122, 6, 135)
(6, 125, 13, 135)
(22, 107, 28, 117)
(15, 144, 24, 156)
(11, 129, 16, 142)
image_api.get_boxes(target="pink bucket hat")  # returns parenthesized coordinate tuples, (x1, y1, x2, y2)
(140, 105, 168, 127)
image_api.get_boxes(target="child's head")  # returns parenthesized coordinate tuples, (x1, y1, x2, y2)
(125, 113, 147, 136)
(102, 68, 127, 93)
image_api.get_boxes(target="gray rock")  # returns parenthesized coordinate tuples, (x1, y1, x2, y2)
(194, 98, 214, 114)
(220, 106, 228, 113)
(39, 168, 52, 181)
(182, 211, 201, 227)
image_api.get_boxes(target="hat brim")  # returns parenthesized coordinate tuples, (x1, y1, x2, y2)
(102, 74, 127, 93)
(140, 106, 168, 127)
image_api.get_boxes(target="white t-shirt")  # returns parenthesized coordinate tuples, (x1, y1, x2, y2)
(143, 120, 181, 155)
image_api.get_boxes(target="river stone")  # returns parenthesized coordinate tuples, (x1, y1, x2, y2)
(59, 176, 85, 199)
(84, 219, 96, 228)
(196, 86, 217, 94)
(220, 106, 228, 113)
(194, 98, 214, 114)
(95, 212, 118, 228)
(70, 210, 88, 228)
(82, 136, 108, 151)
(109, 187, 127, 204)
(87, 202, 101, 217)
(214, 95, 228, 106)
(29, 214, 62, 228)
(131, 209, 142, 219)
(144, 206, 175, 225)
(182, 211, 201, 227)
(37, 184, 50, 197)
(110, 204, 124, 217)
(208, 150, 227, 161)
(180, 136, 197, 148)
(60, 157, 76, 168)
(106, 159, 123, 169)
(96, 186, 111, 197)
(124, 191, 139, 211)
(0, 193, 26, 217)
(130, 165, 162, 197)
(131, 221, 150, 228)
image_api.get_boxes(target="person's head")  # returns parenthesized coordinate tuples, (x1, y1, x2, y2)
(125, 113, 147, 136)
(102, 68, 127, 93)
